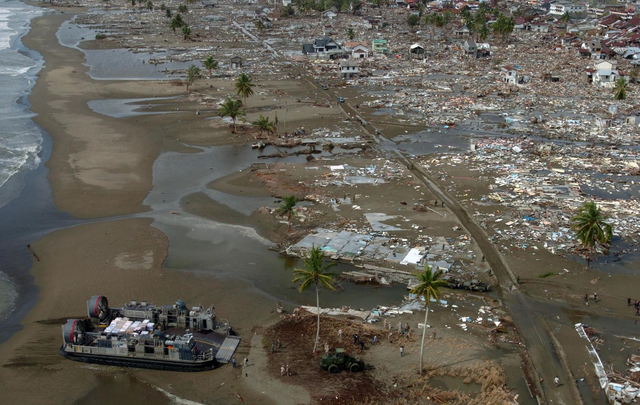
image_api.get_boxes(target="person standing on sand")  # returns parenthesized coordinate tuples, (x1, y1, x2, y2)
(584, 293, 589, 304)
(338, 329, 343, 340)
(593, 293, 598, 303)
(388, 332, 393, 342)
(373, 335, 377, 344)
(360, 340, 365, 351)
(628, 297, 632, 306)
(400, 346, 404, 357)
(554, 376, 560, 387)
(244, 357, 248, 367)
(280, 365, 285, 376)
(232, 358, 236, 368)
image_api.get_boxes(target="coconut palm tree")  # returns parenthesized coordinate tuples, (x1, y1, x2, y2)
(252, 114, 276, 137)
(255, 19, 265, 33)
(178, 3, 187, 12)
(235, 73, 254, 104)
(182, 25, 191, 40)
(347, 28, 355, 40)
(218, 97, 245, 132)
(202, 56, 218, 77)
(571, 201, 613, 266)
(478, 22, 489, 41)
(292, 246, 336, 353)
(614, 77, 627, 100)
(279, 195, 297, 231)
(170, 14, 182, 32)
(411, 265, 448, 374)
(185, 65, 201, 92)
(561, 11, 571, 23)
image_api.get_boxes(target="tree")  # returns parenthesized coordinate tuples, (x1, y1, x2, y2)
(185, 65, 201, 92)
(182, 25, 191, 40)
(411, 265, 448, 373)
(131, 0, 136, 6)
(561, 11, 571, 23)
(407, 14, 420, 28)
(478, 22, 489, 41)
(255, 19, 265, 33)
(235, 72, 255, 104)
(279, 195, 298, 230)
(202, 56, 218, 77)
(252, 114, 276, 137)
(218, 98, 245, 133)
(347, 28, 355, 40)
(571, 201, 613, 266)
(283, 4, 293, 16)
(160, 3, 165, 10)
(178, 4, 187, 13)
(165, 8, 172, 18)
(170, 14, 183, 32)
(614, 77, 627, 100)
(292, 246, 337, 353)
(146, 0, 153, 10)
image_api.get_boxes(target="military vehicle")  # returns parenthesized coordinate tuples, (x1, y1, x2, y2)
(319, 348, 364, 373)
(60, 295, 240, 371)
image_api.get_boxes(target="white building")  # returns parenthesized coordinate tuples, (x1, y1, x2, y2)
(501, 66, 517, 85)
(339, 60, 359, 78)
(282, 0, 292, 6)
(351, 44, 369, 59)
(549, 3, 585, 15)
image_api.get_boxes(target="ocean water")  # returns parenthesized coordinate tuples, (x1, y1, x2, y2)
(0, 0, 44, 321)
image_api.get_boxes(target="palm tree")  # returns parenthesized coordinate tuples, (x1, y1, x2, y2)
(614, 77, 627, 100)
(347, 28, 355, 40)
(218, 97, 245, 132)
(146, 0, 153, 10)
(235, 73, 254, 104)
(202, 56, 218, 77)
(170, 14, 183, 32)
(252, 114, 276, 137)
(279, 195, 297, 231)
(255, 19, 265, 33)
(178, 4, 187, 12)
(165, 8, 172, 18)
(411, 265, 448, 373)
(561, 11, 571, 23)
(185, 65, 201, 92)
(182, 25, 191, 41)
(478, 23, 489, 41)
(292, 246, 336, 353)
(571, 201, 613, 266)
(407, 14, 420, 28)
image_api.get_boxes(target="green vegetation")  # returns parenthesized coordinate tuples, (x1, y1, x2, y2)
(202, 56, 218, 77)
(178, 4, 187, 13)
(146, 0, 153, 10)
(182, 25, 191, 40)
(407, 14, 420, 27)
(235, 72, 255, 104)
(252, 114, 276, 138)
(614, 77, 627, 100)
(492, 14, 515, 41)
(185, 65, 201, 92)
(571, 201, 613, 265)
(170, 14, 184, 32)
(411, 265, 447, 373)
(279, 195, 298, 231)
(165, 8, 172, 18)
(255, 19, 265, 33)
(95, 33, 106, 40)
(347, 28, 355, 40)
(218, 98, 245, 133)
(537, 272, 555, 278)
(561, 11, 571, 23)
(292, 246, 336, 353)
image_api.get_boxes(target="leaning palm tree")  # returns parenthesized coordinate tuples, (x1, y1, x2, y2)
(252, 114, 276, 138)
(561, 11, 571, 23)
(202, 56, 218, 77)
(235, 73, 254, 104)
(218, 97, 245, 133)
(411, 265, 448, 374)
(170, 14, 183, 32)
(292, 246, 336, 353)
(571, 201, 613, 266)
(279, 195, 297, 231)
(614, 77, 627, 100)
(185, 65, 201, 92)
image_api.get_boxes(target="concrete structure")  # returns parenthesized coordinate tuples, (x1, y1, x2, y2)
(501, 66, 518, 85)
(549, 2, 585, 15)
(372, 38, 388, 53)
(340, 60, 359, 78)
